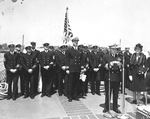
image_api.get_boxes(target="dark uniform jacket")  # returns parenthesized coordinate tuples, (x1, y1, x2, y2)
(55, 50, 66, 68)
(4, 52, 19, 71)
(38, 51, 55, 68)
(104, 53, 122, 82)
(90, 51, 104, 69)
(65, 47, 83, 73)
(32, 49, 40, 63)
(21, 53, 37, 72)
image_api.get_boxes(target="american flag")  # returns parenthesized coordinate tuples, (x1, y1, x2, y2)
(63, 7, 73, 44)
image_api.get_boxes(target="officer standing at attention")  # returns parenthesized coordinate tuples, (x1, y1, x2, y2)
(21, 46, 37, 99)
(103, 45, 122, 113)
(55, 45, 68, 96)
(15, 44, 25, 96)
(90, 46, 103, 95)
(30, 42, 40, 95)
(4, 44, 19, 100)
(39, 43, 55, 97)
(65, 37, 83, 102)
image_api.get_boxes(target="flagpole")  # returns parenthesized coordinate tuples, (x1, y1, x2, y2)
(22, 34, 24, 52)
(66, 7, 69, 44)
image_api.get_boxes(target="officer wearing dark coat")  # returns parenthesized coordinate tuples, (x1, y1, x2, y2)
(4, 44, 19, 100)
(39, 43, 55, 97)
(21, 46, 37, 99)
(103, 45, 122, 113)
(55, 45, 67, 96)
(31, 42, 40, 95)
(65, 37, 83, 102)
(90, 46, 103, 95)
(15, 44, 25, 96)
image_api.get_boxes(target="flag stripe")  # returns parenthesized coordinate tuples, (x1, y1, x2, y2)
(63, 8, 73, 44)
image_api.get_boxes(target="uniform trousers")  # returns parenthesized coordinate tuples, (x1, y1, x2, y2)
(57, 69, 66, 95)
(24, 71, 34, 97)
(33, 66, 39, 94)
(41, 68, 49, 95)
(6, 71, 19, 98)
(104, 80, 120, 110)
(90, 71, 97, 93)
(68, 72, 80, 99)
(18, 69, 25, 95)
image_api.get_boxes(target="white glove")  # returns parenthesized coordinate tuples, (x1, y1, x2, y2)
(44, 65, 49, 70)
(98, 64, 102, 67)
(93, 68, 99, 72)
(61, 66, 66, 70)
(129, 75, 133, 81)
(66, 70, 70, 74)
(105, 63, 109, 69)
(50, 62, 54, 65)
(81, 68, 86, 73)
(16, 64, 20, 68)
(10, 69, 17, 73)
(28, 69, 33, 73)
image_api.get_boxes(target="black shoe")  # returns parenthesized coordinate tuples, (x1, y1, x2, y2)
(96, 92, 101, 96)
(113, 109, 121, 113)
(58, 93, 63, 96)
(7, 96, 12, 100)
(73, 96, 80, 101)
(41, 94, 46, 97)
(103, 108, 109, 113)
(68, 99, 72, 102)
(24, 95, 29, 98)
(92, 92, 95, 95)
(30, 95, 35, 99)
(46, 94, 51, 97)
(12, 96, 16, 101)
(83, 93, 87, 96)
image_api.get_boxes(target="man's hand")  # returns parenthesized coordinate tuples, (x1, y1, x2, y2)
(16, 64, 20, 68)
(93, 68, 99, 72)
(105, 63, 109, 69)
(28, 69, 33, 73)
(81, 68, 86, 73)
(98, 64, 101, 67)
(62, 66, 66, 70)
(44, 66, 49, 70)
(66, 70, 70, 74)
(129, 75, 133, 81)
(50, 62, 54, 65)
(10, 69, 17, 73)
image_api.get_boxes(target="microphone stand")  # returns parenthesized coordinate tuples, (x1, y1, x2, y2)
(117, 50, 131, 119)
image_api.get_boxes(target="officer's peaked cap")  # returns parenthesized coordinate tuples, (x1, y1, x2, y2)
(8, 44, 15, 48)
(43, 43, 49, 47)
(72, 37, 79, 42)
(25, 46, 32, 50)
(16, 44, 21, 48)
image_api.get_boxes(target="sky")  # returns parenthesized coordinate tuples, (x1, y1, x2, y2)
(0, 0, 150, 51)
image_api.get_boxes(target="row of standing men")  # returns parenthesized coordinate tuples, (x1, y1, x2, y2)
(4, 38, 150, 113)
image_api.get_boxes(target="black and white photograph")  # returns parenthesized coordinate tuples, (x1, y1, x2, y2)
(0, 0, 150, 119)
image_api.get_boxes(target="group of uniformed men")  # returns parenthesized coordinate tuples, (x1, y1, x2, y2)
(4, 37, 134, 114)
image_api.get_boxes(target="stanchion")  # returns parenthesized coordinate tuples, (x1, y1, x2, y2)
(117, 50, 130, 119)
